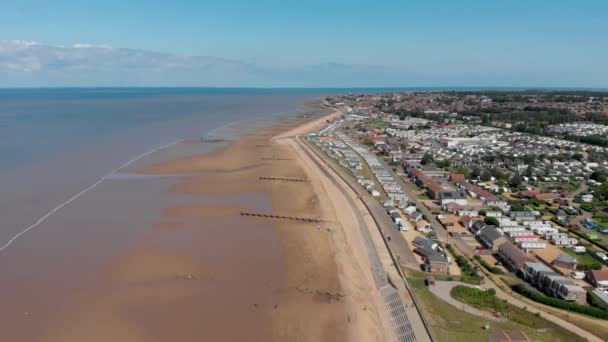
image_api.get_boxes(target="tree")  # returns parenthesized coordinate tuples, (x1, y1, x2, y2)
(509, 174, 522, 187)
(421, 153, 434, 165)
(471, 167, 481, 179)
(481, 170, 492, 182)
(525, 165, 534, 177)
(590, 171, 607, 183)
(485, 217, 500, 226)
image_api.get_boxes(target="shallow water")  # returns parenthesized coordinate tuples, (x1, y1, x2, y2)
(0, 88, 331, 341)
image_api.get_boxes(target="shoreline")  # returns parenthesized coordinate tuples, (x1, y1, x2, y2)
(0, 100, 392, 342)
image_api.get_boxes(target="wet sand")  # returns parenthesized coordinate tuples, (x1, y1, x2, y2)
(0, 104, 385, 341)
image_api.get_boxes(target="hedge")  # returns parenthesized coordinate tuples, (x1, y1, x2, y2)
(446, 244, 483, 284)
(588, 291, 608, 311)
(474, 255, 505, 275)
(512, 284, 608, 319)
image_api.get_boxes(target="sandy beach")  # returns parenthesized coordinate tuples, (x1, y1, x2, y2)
(0, 103, 388, 342)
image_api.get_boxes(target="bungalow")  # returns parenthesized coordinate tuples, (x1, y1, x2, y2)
(456, 180, 499, 201)
(523, 262, 553, 283)
(413, 237, 437, 250)
(416, 220, 432, 233)
(410, 169, 444, 199)
(403, 206, 417, 216)
(439, 190, 468, 206)
(497, 241, 530, 272)
(448, 173, 466, 182)
(555, 283, 587, 304)
(477, 225, 507, 251)
(457, 209, 479, 217)
(551, 235, 578, 246)
(587, 269, 608, 290)
(443, 202, 464, 213)
(410, 211, 423, 222)
(518, 240, 547, 250)
(414, 247, 449, 274)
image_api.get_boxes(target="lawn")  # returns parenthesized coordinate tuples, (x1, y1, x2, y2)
(562, 248, 603, 271)
(406, 273, 586, 342)
(417, 193, 431, 200)
(448, 285, 586, 342)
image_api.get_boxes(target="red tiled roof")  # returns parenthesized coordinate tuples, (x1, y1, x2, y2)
(589, 269, 608, 282)
(534, 193, 557, 200)
(457, 180, 498, 201)
(449, 173, 466, 181)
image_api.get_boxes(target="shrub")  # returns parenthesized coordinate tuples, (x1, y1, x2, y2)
(488, 288, 496, 296)
(512, 284, 608, 319)
(474, 255, 505, 275)
(446, 245, 482, 284)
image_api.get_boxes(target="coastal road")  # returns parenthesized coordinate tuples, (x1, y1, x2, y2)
(301, 138, 433, 342)
(369, 152, 475, 255)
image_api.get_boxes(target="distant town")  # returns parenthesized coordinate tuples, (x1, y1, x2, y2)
(311, 91, 608, 340)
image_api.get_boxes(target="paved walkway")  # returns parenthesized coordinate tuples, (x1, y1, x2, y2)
(428, 281, 498, 320)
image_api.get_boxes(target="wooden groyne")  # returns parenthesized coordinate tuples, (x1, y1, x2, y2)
(259, 177, 310, 182)
(261, 157, 294, 161)
(240, 211, 323, 222)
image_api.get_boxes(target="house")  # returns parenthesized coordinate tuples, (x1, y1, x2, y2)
(448, 173, 466, 182)
(587, 269, 608, 290)
(552, 254, 577, 270)
(410, 211, 423, 222)
(416, 220, 432, 233)
(497, 241, 530, 271)
(555, 283, 587, 304)
(458, 209, 479, 217)
(518, 240, 547, 250)
(444, 202, 464, 213)
(439, 190, 468, 206)
(524, 262, 587, 303)
(414, 247, 449, 274)
(413, 237, 437, 250)
(403, 206, 417, 215)
(477, 225, 507, 251)
(456, 180, 499, 201)
(591, 289, 608, 310)
(551, 234, 578, 246)
(489, 329, 530, 342)
(523, 262, 553, 283)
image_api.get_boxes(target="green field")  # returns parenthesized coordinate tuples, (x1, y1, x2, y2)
(406, 271, 586, 342)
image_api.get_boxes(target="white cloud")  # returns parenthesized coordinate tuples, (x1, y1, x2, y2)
(0, 40, 605, 88)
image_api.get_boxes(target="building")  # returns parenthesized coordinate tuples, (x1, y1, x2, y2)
(439, 190, 468, 206)
(555, 283, 587, 304)
(524, 262, 587, 304)
(414, 247, 449, 274)
(552, 254, 577, 270)
(523, 262, 553, 283)
(413, 237, 437, 250)
(416, 220, 432, 233)
(497, 242, 530, 271)
(587, 269, 608, 290)
(477, 225, 507, 251)
(448, 173, 466, 182)
(517, 240, 547, 250)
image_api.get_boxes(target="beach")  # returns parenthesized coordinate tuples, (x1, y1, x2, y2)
(0, 101, 388, 341)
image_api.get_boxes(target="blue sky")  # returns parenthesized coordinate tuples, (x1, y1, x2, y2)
(0, 0, 606, 87)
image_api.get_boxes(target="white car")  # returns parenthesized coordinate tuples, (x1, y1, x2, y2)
(571, 272, 586, 280)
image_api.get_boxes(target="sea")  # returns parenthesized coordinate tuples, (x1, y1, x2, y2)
(0, 88, 339, 246)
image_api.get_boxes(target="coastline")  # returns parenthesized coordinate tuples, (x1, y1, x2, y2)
(0, 100, 391, 342)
